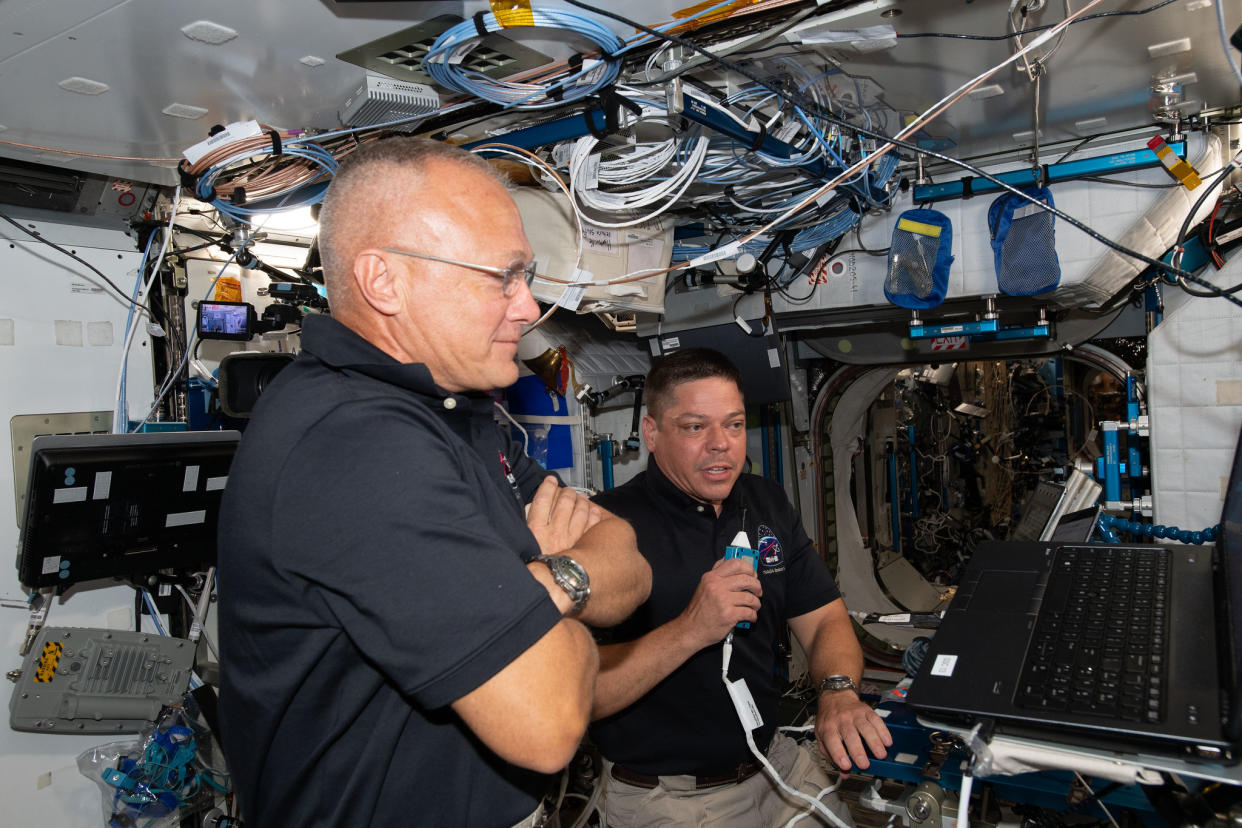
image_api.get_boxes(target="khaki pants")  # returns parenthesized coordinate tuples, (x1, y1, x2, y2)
(602, 733, 854, 828)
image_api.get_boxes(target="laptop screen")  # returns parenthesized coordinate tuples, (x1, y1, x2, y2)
(1222, 427, 1242, 743)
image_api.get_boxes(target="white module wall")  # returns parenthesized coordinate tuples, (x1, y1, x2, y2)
(771, 133, 1218, 317)
(1148, 252, 1242, 531)
(0, 212, 156, 826)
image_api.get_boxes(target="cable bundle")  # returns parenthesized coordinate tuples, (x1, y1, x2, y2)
(568, 131, 710, 228)
(423, 8, 624, 109)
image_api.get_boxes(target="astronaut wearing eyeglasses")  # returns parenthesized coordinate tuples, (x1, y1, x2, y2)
(218, 137, 650, 828)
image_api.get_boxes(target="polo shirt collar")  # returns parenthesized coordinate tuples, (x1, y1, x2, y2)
(644, 455, 743, 517)
(301, 314, 472, 411)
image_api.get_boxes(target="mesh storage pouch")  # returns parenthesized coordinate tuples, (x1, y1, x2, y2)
(884, 209, 954, 309)
(988, 185, 1061, 296)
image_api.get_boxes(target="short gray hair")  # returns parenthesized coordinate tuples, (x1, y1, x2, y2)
(317, 138, 506, 308)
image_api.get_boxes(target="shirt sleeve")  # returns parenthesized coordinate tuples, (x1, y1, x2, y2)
(271, 397, 562, 710)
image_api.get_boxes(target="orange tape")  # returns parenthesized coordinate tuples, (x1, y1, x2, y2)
(672, 0, 759, 21)
(489, 0, 534, 28)
(214, 276, 242, 302)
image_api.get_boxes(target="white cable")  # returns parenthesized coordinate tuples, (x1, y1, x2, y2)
(720, 641, 850, 828)
(175, 584, 221, 662)
(782, 785, 840, 828)
(494, 401, 530, 454)
(112, 186, 180, 433)
(1073, 771, 1119, 828)
(570, 134, 710, 228)
(1217, 0, 1242, 88)
(956, 772, 973, 828)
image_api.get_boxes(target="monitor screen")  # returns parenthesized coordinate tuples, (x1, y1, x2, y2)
(17, 430, 240, 589)
(197, 300, 253, 341)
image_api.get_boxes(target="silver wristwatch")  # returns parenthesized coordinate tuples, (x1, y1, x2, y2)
(818, 674, 858, 695)
(533, 555, 591, 615)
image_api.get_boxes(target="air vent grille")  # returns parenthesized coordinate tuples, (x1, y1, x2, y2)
(336, 14, 550, 89)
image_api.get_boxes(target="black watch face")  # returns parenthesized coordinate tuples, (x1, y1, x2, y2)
(551, 557, 586, 589)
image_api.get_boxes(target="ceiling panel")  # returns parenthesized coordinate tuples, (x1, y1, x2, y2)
(0, 0, 1237, 187)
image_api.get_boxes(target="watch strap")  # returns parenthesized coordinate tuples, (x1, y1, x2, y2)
(818, 674, 859, 695)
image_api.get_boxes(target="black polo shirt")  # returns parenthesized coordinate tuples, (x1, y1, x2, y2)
(218, 314, 562, 827)
(589, 457, 839, 776)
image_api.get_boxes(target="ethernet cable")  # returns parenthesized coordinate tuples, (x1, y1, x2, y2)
(423, 9, 624, 110)
(568, 131, 711, 228)
(114, 229, 160, 434)
(113, 187, 180, 433)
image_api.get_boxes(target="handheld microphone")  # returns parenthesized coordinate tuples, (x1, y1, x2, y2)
(723, 530, 758, 629)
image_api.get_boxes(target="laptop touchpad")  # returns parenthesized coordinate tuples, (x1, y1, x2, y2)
(966, 571, 1037, 612)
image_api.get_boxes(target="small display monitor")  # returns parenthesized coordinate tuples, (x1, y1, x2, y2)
(197, 300, 254, 341)
(17, 431, 240, 589)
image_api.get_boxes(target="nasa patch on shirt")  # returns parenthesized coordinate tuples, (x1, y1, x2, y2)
(757, 524, 785, 573)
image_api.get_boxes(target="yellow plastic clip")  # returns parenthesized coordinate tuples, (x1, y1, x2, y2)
(490, 0, 535, 28)
(1147, 135, 1201, 191)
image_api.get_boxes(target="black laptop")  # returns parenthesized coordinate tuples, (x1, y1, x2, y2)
(906, 432, 1242, 764)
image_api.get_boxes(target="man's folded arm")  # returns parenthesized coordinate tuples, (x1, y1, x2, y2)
(451, 617, 598, 774)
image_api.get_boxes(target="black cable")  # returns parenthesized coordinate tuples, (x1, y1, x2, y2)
(0, 207, 150, 313)
(167, 240, 224, 256)
(1055, 135, 1096, 165)
(1080, 175, 1179, 189)
(561, 0, 1242, 308)
(1171, 165, 1239, 298)
(895, 0, 1178, 41)
(173, 225, 310, 284)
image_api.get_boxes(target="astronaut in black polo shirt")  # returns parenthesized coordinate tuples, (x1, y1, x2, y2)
(590, 348, 891, 827)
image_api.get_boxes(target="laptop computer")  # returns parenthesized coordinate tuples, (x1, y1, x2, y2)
(906, 432, 1242, 764)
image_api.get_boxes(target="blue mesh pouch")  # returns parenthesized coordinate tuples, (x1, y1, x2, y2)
(988, 185, 1061, 296)
(884, 209, 954, 310)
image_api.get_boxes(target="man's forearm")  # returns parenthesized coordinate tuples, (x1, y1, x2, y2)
(566, 515, 650, 626)
(592, 617, 699, 719)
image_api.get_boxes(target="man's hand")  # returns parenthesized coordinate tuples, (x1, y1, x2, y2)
(814, 690, 892, 773)
(675, 557, 762, 651)
(526, 476, 601, 557)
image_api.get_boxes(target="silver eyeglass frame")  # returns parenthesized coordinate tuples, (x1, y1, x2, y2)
(381, 247, 537, 297)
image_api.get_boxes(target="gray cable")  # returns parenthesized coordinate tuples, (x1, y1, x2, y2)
(1217, 0, 1242, 88)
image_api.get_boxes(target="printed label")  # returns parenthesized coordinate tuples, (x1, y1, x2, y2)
(726, 678, 764, 731)
(931, 654, 958, 677)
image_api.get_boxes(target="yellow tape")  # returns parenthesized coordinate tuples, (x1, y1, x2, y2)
(34, 641, 62, 683)
(490, 0, 534, 28)
(897, 218, 943, 238)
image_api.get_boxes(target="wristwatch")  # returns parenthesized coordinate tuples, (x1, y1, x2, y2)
(533, 555, 591, 615)
(818, 674, 859, 696)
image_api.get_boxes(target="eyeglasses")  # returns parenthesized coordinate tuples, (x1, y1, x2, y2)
(381, 247, 538, 298)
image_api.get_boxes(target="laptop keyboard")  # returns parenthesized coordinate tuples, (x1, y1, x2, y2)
(1016, 546, 1171, 723)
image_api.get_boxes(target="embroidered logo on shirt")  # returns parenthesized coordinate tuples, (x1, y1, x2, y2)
(757, 524, 783, 570)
